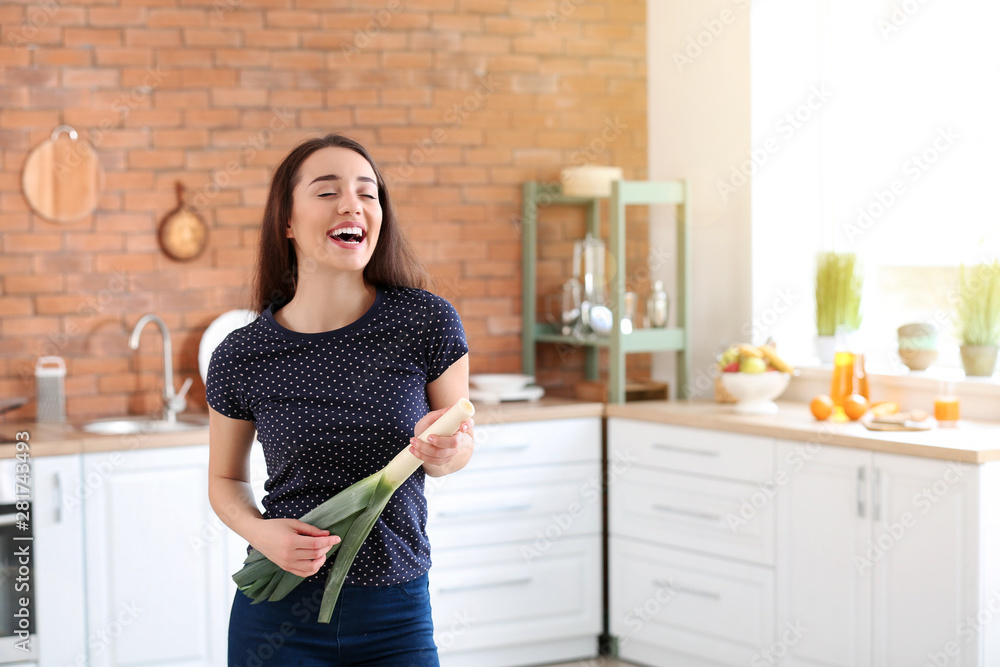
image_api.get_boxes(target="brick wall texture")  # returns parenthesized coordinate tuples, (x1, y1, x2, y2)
(0, 0, 648, 420)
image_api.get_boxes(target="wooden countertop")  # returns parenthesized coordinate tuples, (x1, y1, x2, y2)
(0, 398, 606, 459)
(0, 419, 213, 459)
(5, 399, 998, 463)
(607, 400, 1000, 464)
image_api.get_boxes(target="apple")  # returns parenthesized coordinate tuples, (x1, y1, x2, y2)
(739, 356, 768, 373)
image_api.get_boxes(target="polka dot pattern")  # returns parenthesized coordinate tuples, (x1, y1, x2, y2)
(206, 286, 468, 586)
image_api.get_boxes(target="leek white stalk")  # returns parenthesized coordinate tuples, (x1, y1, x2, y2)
(233, 398, 475, 623)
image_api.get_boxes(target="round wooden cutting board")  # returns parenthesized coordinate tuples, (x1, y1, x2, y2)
(21, 126, 104, 224)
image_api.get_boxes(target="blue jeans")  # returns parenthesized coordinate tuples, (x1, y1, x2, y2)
(228, 573, 439, 667)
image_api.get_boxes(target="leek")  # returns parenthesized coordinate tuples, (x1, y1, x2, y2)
(233, 398, 475, 623)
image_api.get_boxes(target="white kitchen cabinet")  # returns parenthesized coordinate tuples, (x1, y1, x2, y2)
(776, 441, 978, 667)
(33, 454, 87, 667)
(83, 445, 228, 667)
(426, 416, 603, 667)
(607, 418, 777, 666)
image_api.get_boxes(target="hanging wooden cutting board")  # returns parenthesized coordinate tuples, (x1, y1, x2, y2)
(22, 126, 104, 223)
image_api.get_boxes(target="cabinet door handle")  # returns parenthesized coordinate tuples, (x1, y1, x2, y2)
(873, 468, 882, 522)
(857, 467, 866, 518)
(654, 580, 721, 600)
(437, 503, 531, 519)
(438, 577, 532, 594)
(484, 443, 530, 453)
(652, 504, 721, 522)
(53, 471, 63, 524)
(653, 443, 720, 457)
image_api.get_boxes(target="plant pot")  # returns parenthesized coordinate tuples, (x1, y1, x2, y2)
(816, 336, 836, 364)
(960, 345, 999, 377)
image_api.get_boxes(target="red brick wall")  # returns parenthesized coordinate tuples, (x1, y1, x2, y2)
(0, 0, 648, 420)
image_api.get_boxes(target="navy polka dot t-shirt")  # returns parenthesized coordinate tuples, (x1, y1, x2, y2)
(206, 286, 468, 586)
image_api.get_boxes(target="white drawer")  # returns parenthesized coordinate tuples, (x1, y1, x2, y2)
(609, 419, 774, 483)
(430, 535, 602, 657)
(610, 537, 775, 667)
(426, 461, 601, 549)
(610, 467, 774, 566)
(466, 417, 601, 471)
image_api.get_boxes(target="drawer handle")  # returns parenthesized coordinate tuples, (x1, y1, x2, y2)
(437, 503, 531, 519)
(438, 577, 532, 594)
(654, 580, 721, 601)
(652, 443, 720, 457)
(484, 443, 531, 453)
(652, 504, 721, 522)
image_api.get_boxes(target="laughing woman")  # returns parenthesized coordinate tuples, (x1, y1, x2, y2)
(206, 134, 473, 666)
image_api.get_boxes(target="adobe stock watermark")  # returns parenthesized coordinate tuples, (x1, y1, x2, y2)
(510, 115, 630, 234)
(854, 462, 967, 574)
(923, 590, 1000, 667)
(188, 107, 295, 209)
(878, 0, 931, 40)
(17, 270, 132, 386)
(741, 287, 797, 342)
(672, 0, 751, 72)
(843, 126, 959, 244)
(520, 448, 633, 562)
(435, 609, 474, 651)
(4, 0, 64, 52)
(620, 579, 678, 635)
(726, 431, 833, 533)
(383, 73, 499, 187)
(546, 0, 585, 27)
(341, 0, 403, 61)
(60, 601, 143, 666)
(717, 84, 834, 203)
(751, 620, 808, 666)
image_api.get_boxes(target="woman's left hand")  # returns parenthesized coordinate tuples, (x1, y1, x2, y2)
(410, 407, 474, 471)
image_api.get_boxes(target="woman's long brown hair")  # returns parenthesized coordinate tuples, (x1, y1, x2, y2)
(252, 134, 428, 313)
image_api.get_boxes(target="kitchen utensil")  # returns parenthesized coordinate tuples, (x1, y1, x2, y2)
(35, 356, 66, 423)
(21, 125, 104, 223)
(647, 280, 669, 328)
(469, 374, 536, 394)
(719, 372, 791, 415)
(621, 291, 637, 334)
(0, 397, 28, 417)
(559, 165, 623, 197)
(469, 385, 544, 405)
(198, 309, 258, 383)
(561, 278, 581, 335)
(158, 182, 209, 261)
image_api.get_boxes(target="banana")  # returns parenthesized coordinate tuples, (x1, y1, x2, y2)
(738, 343, 764, 359)
(758, 344, 795, 374)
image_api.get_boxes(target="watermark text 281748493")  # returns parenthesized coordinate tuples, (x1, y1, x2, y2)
(13, 431, 33, 653)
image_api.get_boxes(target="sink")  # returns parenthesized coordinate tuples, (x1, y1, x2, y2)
(78, 414, 210, 435)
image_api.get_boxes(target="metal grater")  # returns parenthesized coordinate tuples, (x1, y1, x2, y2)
(35, 356, 66, 423)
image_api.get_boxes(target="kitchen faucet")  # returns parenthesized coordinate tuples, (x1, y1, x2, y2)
(129, 313, 192, 423)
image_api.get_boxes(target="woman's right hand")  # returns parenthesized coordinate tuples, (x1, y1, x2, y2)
(249, 518, 342, 577)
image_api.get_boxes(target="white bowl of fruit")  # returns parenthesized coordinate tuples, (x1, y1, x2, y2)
(718, 343, 795, 415)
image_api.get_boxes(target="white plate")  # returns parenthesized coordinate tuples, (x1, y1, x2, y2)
(469, 385, 545, 405)
(198, 309, 258, 382)
(470, 373, 535, 393)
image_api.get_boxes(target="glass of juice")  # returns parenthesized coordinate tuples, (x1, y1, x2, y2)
(934, 395, 960, 427)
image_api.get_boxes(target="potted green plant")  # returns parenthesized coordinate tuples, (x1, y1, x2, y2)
(815, 251, 863, 363)
(955, 260, 1000, 376)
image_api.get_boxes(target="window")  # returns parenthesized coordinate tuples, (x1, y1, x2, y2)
(750, 0, 1000, 373)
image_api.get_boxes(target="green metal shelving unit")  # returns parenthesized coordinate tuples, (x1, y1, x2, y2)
(520, 179, 692, 403)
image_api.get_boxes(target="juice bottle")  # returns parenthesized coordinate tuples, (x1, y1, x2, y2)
(854, 353, 869, 401)
(830, 350, 855, 408)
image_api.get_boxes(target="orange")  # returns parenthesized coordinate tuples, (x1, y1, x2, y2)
(843, 394, 869, 421)
(810, 394, 834, 421)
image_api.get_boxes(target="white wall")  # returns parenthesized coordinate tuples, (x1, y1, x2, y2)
(647, 0, 753, 397)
